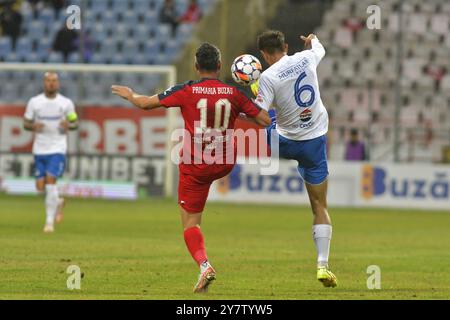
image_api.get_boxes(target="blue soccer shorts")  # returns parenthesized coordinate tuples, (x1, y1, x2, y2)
(267, 124, 329, 185)
(34, 154, 66, 180)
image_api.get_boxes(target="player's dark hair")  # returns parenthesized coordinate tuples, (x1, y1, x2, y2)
(195, 43, 221, 72)
(257, 30, 286, 54)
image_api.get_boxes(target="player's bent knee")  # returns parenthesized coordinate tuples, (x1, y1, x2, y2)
(36, 180, 46, 192)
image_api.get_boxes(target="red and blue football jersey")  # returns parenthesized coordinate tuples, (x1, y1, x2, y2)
(158, 78, 261, 175)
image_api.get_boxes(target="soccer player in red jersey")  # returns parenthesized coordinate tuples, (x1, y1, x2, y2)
(112, 43, 271, 293)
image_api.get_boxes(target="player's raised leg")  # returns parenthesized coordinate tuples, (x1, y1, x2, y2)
(181, 207, 216, 293)
(305, 180, 337, 288)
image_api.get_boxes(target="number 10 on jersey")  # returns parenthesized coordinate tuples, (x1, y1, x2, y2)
(196, 98, 232, 133)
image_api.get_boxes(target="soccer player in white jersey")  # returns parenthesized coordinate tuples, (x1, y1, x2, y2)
(23, 72, 78, 233)
(254, 30, 337, 287)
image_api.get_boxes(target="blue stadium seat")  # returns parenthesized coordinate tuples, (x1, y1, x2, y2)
(68, 52, 81, 64)
(38, 8, 55, 26)
(134, 25, 152, 42)
(151, 0, 164, 12)
(90, 0, 109, 14)
(91, 23, 108, 41)
(27, 27, 45, 41)
(114, 23, 131, 38)
(3, 82, 19, 102)
(122, 39, 139, 57)
(111, 54, 127, 64)
(143, 75, 161, 90)
(100, 11, 118, 26)
(5, 52, 18, 62)
(23, 83, 39, 98)
(47, 52, 64, 63)
(132, 54, 148, 65)
(122, 11, 138, 26)
(22, 52, 41, 63)
(99, 73, 116, 85)
(111, 0, 130, 13)
(134, 0, 151, 12)
(16, 38, 32, 56)
(156, 24, 172, 39)
(176, 23, 194, 43)
(154, 53, 169, 65)
(37, 38, 52, 60)
(143, 10, 158, 27)
(69, 0, 82, 6)
(99, 39, 117, 59)
(144, 40, 160, 57)
(83, 10, 97, 26)
(0, 37, 12, 58)
(91, 53, 107, 64)
(61, 85, 79, 101)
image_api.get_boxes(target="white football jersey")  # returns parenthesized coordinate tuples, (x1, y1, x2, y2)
(24, 93, 75, 155)
(255, 38, 328, 141)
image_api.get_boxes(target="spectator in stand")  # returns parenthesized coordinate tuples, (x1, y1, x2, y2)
(28, 0, 41, 18)
(425, 54, 446, 91)
(342, 16, 364, 43)
(179, 0, 202, 23)
(159, 0, 179, 38)
(74, 29, 94, 63)
(345, 128, 367, 161)
(52, 23, 78, 62)
(0, 2, 22, 50)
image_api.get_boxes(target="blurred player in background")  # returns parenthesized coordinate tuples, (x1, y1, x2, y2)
(255, 30, 337, 287)
(112, 43, 271, 293)
(23, 72, 78, 233)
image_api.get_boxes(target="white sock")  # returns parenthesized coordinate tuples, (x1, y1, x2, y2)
(312, 224, 332, 268)
(200, 261, 211, 273)
(45, 185, 59, 225)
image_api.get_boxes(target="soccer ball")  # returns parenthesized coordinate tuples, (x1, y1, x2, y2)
(231, 54, 262, 86)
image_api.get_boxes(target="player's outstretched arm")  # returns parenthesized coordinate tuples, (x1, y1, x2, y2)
(111, 85, 161, 110)
(301, 34, 316, 50)
(301, 33, 326, 63)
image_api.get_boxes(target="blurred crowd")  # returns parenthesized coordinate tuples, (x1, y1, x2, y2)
(159, 0, 202, 37)
(1, 0, 203, 62)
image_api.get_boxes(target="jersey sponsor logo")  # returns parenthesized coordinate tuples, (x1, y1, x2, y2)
(300, 109, 312, 122)
(192, 86, 234, 95)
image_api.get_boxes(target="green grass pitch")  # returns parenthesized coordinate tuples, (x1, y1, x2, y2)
(0, 194, 449, 300)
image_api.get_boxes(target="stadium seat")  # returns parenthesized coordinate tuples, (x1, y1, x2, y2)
(90, 0, 109, 14)
(111, 54, 127, 65)
(0, 37, 12, 58)
(47, 52, 64, 63)
(27, 26, 46, 41)
(133, 0, 151, 12)
(156, 24, 172, 39)
(111, 0, 130, 13)
(15, 38, 33, 58)
(143, 10, 158, 27)
(430, 14, 449, 35)
(122, 11, 139, 26)
(68, 52, 81, 64)
(38, 8, 55, 26)
(440, 75, 450, 91)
